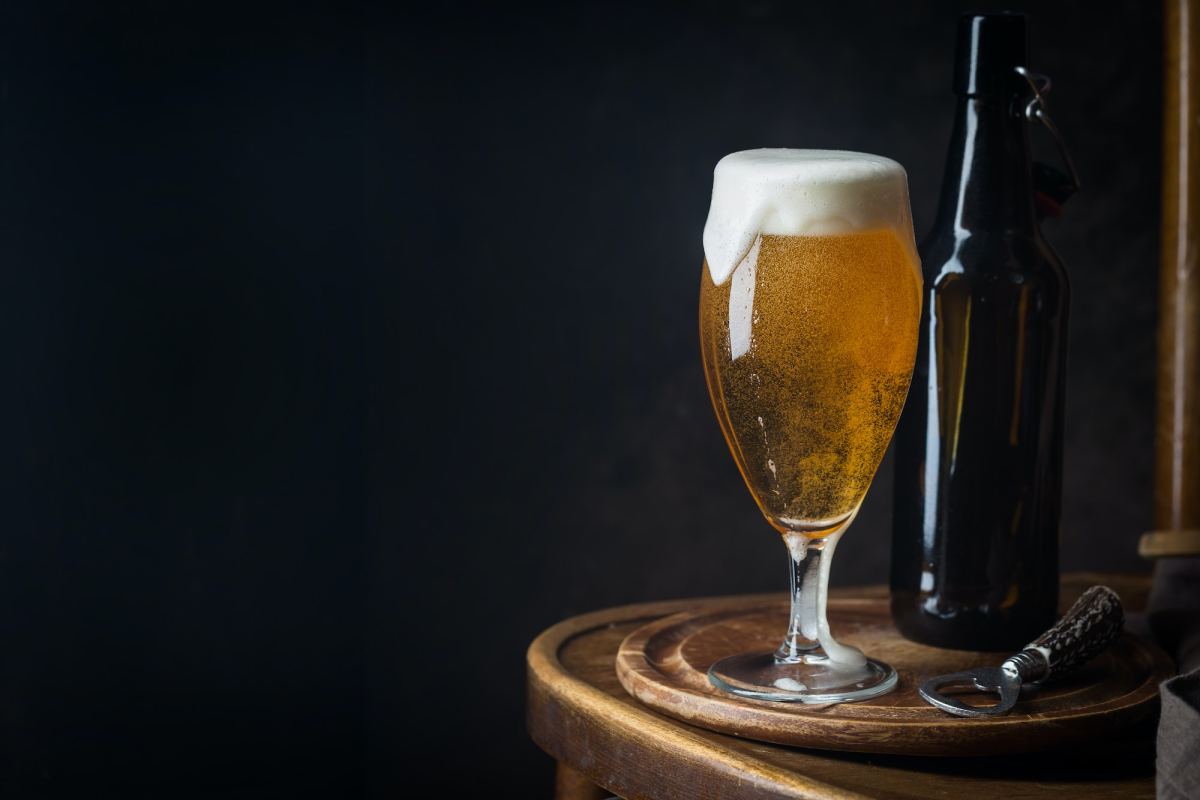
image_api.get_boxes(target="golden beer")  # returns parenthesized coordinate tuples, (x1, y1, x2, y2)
(700, 149, 919, 704)
(699, 229, 921, 537)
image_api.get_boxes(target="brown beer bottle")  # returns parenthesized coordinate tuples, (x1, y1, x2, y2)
(890, 13, 1074, 650)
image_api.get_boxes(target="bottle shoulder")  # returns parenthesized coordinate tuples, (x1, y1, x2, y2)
(919, 228, 1069, 289)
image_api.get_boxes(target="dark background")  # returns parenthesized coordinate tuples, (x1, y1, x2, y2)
(5, 0, 1160, 796)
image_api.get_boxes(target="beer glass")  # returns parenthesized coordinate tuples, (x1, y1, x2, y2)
(699, 149, 921, 703)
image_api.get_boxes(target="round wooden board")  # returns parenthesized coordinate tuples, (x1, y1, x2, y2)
(615, 596, 1172, 757)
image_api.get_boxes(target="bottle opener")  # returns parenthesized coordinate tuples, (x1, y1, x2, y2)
(918, 586, 1124, 717)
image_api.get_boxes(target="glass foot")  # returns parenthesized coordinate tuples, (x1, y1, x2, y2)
(708, 650, 897, 703)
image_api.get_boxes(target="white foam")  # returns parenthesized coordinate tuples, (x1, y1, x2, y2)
(727, 236, 760, 360)
(781, 518, 868, 669)
(811, 525, 867, 667)
(702, 149, 917, 285)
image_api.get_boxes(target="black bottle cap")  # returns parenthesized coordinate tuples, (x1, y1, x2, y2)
(954, 12, 1029, 96)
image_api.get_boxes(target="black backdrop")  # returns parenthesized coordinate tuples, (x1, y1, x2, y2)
(5, 0, 1160, 796)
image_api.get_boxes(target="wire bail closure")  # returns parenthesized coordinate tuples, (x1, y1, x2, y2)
(1015, 65, 1081, 193)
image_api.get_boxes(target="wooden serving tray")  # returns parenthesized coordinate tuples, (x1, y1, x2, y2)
(615, 595, 1172, 757)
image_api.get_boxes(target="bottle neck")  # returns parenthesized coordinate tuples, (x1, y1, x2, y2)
(933, 94, 1037, 236)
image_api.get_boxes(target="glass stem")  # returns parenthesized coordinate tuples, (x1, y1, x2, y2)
(775, 526, 865, 667)
(776, 534, 826, 662)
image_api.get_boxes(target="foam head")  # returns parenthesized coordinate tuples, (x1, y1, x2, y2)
(702, 149, 917, 285)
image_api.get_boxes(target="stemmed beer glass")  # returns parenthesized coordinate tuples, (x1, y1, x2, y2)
(699, 149, 922, 703)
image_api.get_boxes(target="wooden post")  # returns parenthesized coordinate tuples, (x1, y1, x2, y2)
(553, 762, 609, 800)
(1143, 0, 1200, 558)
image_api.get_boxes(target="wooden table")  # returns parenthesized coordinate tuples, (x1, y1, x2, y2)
(526, 573, 1158, 800)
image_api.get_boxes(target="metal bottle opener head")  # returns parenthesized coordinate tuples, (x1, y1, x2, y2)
(918, 666, 1022, 717)
(917, 587, 1125, 718)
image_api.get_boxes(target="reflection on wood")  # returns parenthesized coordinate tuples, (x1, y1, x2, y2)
(527, 575, 1158, 800)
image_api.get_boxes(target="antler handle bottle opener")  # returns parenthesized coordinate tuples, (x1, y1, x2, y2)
(918, 586, 1125, 717)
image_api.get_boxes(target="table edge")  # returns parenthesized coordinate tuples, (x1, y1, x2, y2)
(526, 599, 874, 800)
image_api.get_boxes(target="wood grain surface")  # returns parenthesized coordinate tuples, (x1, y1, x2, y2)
(527, 574, 1162, 800)
(615, 597, 1169, 756)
